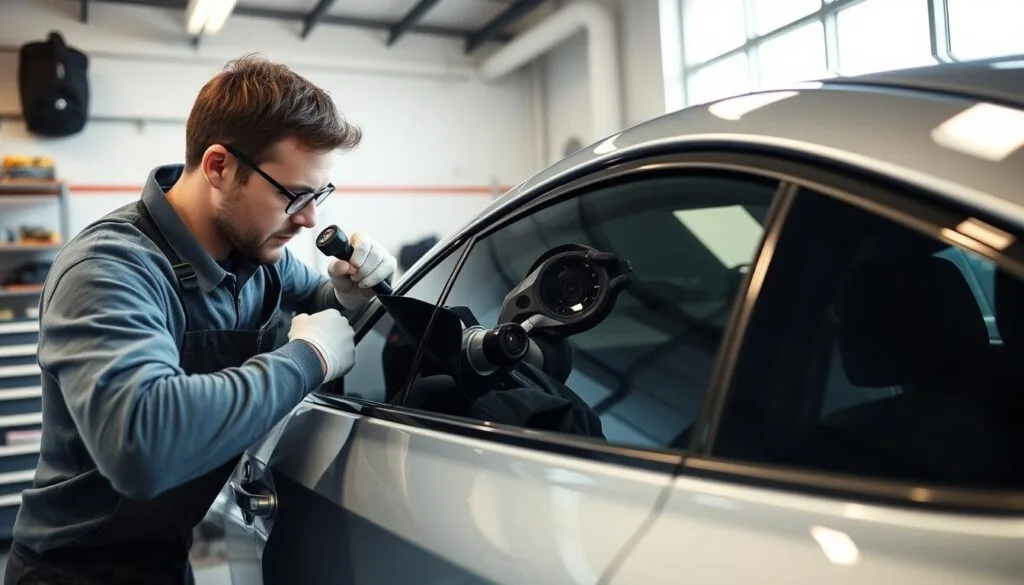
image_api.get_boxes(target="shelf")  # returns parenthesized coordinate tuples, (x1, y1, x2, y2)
(0, 286, 43, 298)
(0, 364, 40, 379)
(0, 387, 41, 401)
(0, 344, 36, 358)
(0, 443, 38, 458)
(0, 244, 61, 252)
(0, 412, 42, 429)
(0, 180, 62, 196)
(0, 469, 33, 486)
(0, 321, 38, 335)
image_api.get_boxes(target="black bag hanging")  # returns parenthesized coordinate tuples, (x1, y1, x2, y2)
(17, 31, 90, 137)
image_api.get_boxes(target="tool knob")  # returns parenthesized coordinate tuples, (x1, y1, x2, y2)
(316, 224, 393, 296)
(316, 225, 354, 260)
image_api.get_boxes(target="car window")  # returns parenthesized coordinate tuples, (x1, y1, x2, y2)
(338, 243, 467, 403)
(715, 186, 1024, 489)
(397, 172, 781, 450)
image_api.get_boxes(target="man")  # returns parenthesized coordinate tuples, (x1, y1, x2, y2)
(4, 54, 396, 584)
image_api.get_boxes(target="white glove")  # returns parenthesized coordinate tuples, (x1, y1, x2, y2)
(328, 232, 398, 309)
(287, 309, 355, 383)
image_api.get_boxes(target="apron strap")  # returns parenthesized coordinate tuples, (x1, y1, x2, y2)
(133, 200, 194, 338)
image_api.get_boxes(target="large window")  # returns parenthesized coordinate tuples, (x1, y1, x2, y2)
(668, 0, 1024, 108)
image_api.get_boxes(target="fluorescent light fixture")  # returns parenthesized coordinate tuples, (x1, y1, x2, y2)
(707, 91, 800, 121)
(186, 0, 237, 35)
(931, 102, 1024, 161)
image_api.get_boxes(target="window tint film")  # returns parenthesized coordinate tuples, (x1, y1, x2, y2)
(404, 172, 780, 450)
(716, 188, 1024, 489)
(340, 244, 467, 403)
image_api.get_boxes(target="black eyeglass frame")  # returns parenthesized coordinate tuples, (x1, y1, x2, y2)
(223, 144, 336, 215)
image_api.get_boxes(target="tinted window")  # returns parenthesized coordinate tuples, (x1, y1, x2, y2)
(404, 172, 780, 449)
(340, 244, 466, 403)
(715, 188, 1024, 489)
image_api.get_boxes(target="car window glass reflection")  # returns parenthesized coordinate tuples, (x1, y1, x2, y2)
(389, 173, 780, 450)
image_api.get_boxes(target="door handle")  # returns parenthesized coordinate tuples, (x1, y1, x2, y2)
(230, 481, 276, 518)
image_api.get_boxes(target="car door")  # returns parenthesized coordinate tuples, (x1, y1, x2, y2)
(219, 156, 793, 584)
(609, 155, 1024, 584)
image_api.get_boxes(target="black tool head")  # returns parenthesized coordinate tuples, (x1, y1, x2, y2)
(316, 224, 354, 260)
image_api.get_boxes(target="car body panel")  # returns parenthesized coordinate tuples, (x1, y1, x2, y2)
(612, 471, 1024, 585)
(223, 397, 679, 584)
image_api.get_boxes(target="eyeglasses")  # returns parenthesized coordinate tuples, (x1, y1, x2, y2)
(223, 144, 335, 215)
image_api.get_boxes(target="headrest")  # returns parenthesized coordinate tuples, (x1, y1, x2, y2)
(838, 253, 990, 387)
(995, 268, 1024, 352)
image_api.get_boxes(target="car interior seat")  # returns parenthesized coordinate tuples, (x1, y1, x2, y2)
(822, 248, 1019, 487)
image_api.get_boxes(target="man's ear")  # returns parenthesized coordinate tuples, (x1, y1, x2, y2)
(201, 144, 232, 191)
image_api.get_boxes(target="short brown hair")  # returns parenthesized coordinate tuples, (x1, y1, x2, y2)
(185, 53, 361, 181)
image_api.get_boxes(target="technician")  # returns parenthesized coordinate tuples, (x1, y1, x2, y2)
(4, 54, 396, 584)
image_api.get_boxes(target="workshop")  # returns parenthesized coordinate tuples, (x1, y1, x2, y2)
(0, 0, 1023, 583)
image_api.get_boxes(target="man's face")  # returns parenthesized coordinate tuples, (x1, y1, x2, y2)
(215, 137, 333, 264)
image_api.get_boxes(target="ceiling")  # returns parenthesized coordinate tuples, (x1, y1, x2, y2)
(239, 0, 518, 30)
(78, 0, 550, 52)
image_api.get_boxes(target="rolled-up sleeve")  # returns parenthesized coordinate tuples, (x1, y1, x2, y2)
(40, 251, 324, 500)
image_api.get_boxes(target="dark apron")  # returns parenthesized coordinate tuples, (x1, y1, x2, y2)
(6, 200, 283, 584)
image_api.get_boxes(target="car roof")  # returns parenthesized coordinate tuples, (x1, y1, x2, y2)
(833, 56, 1024, 109)
(477, 56, 1024, 232)
(404, 57, 1024, 284)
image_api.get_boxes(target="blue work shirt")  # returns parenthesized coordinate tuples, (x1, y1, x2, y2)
(13, 164, 341, 553)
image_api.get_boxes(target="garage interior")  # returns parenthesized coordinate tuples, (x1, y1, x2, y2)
(0, 0, 1020, 582)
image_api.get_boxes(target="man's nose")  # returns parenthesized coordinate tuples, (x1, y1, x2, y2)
(291, 202, 317, 228)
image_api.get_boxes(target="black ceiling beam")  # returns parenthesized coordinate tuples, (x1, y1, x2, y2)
(387, 0, 441, 46)
(300, 0, 338, 40)
(75, 0, 513, 43)
(464, 0, 545, 54)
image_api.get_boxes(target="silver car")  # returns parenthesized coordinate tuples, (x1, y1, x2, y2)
(210, 55, 1024, 584)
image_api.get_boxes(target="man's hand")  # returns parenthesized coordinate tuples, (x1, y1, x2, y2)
(328, 232, 398, 308)
(287, 309, 355, 382)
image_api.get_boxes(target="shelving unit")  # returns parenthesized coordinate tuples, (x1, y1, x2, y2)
(0, 179, 69, 540)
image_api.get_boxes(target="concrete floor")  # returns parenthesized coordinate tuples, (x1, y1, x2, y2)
(0, 546, 234, 584)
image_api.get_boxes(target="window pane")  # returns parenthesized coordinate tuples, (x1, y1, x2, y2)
(716, 187, 1024, 489)
(836, 0, 936, 75)
(948, 0, 1024, 60)
(339, 244, 466, 402)
(757, 20, 830, 88)
(683, 0, 747, 65)
(687, 53, 750, 105)
(752, 0, 820, 35)
(419, 173, 779, 451)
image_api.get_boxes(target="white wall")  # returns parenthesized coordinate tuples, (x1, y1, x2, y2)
(540, 0, 664, 165)
(0, 0, 542, 271)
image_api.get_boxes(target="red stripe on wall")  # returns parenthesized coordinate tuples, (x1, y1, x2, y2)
(68, 184, 513, 195)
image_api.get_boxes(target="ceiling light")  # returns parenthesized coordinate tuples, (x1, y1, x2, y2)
(186, 0, 237, 35)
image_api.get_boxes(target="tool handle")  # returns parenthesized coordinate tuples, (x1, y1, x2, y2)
(316, 225, 393, 295)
